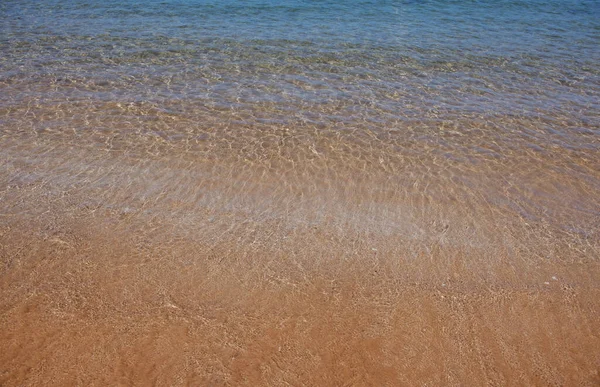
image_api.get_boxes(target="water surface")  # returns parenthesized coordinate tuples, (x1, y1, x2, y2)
(1, 1, 600, 385)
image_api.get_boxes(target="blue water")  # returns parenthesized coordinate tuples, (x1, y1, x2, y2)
(2, 0, 599, 121)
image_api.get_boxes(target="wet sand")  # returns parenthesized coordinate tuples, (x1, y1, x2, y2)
(1, 122, 599, 386)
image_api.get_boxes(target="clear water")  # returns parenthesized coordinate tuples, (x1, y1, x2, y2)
(1, 0, 599, 250)
(3, 3, 600, 384)
(2, 0, 599, 119)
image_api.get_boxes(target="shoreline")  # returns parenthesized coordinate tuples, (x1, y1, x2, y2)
(2, 0, 600, 384)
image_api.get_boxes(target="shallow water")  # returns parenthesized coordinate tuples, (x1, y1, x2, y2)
(1, 0, 600, 385)
(2, 0, 599, 249)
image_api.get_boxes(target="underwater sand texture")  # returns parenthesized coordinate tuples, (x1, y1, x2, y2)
(2, 0, 600, 383)
(1, 111, 599, 385)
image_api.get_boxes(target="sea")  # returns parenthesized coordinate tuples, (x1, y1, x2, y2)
(1, 0, 599, 263)
(1, 2, 600, 384)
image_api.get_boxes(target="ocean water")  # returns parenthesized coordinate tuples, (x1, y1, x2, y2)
(2, 2, 600, 384)
(1, 0, 599, 252)
(2, 0, 599, 118)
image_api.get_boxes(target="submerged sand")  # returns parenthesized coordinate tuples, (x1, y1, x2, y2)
(1, 120, 599, 385)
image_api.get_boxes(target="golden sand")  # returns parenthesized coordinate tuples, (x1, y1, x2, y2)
(1, 119, 599, 385)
